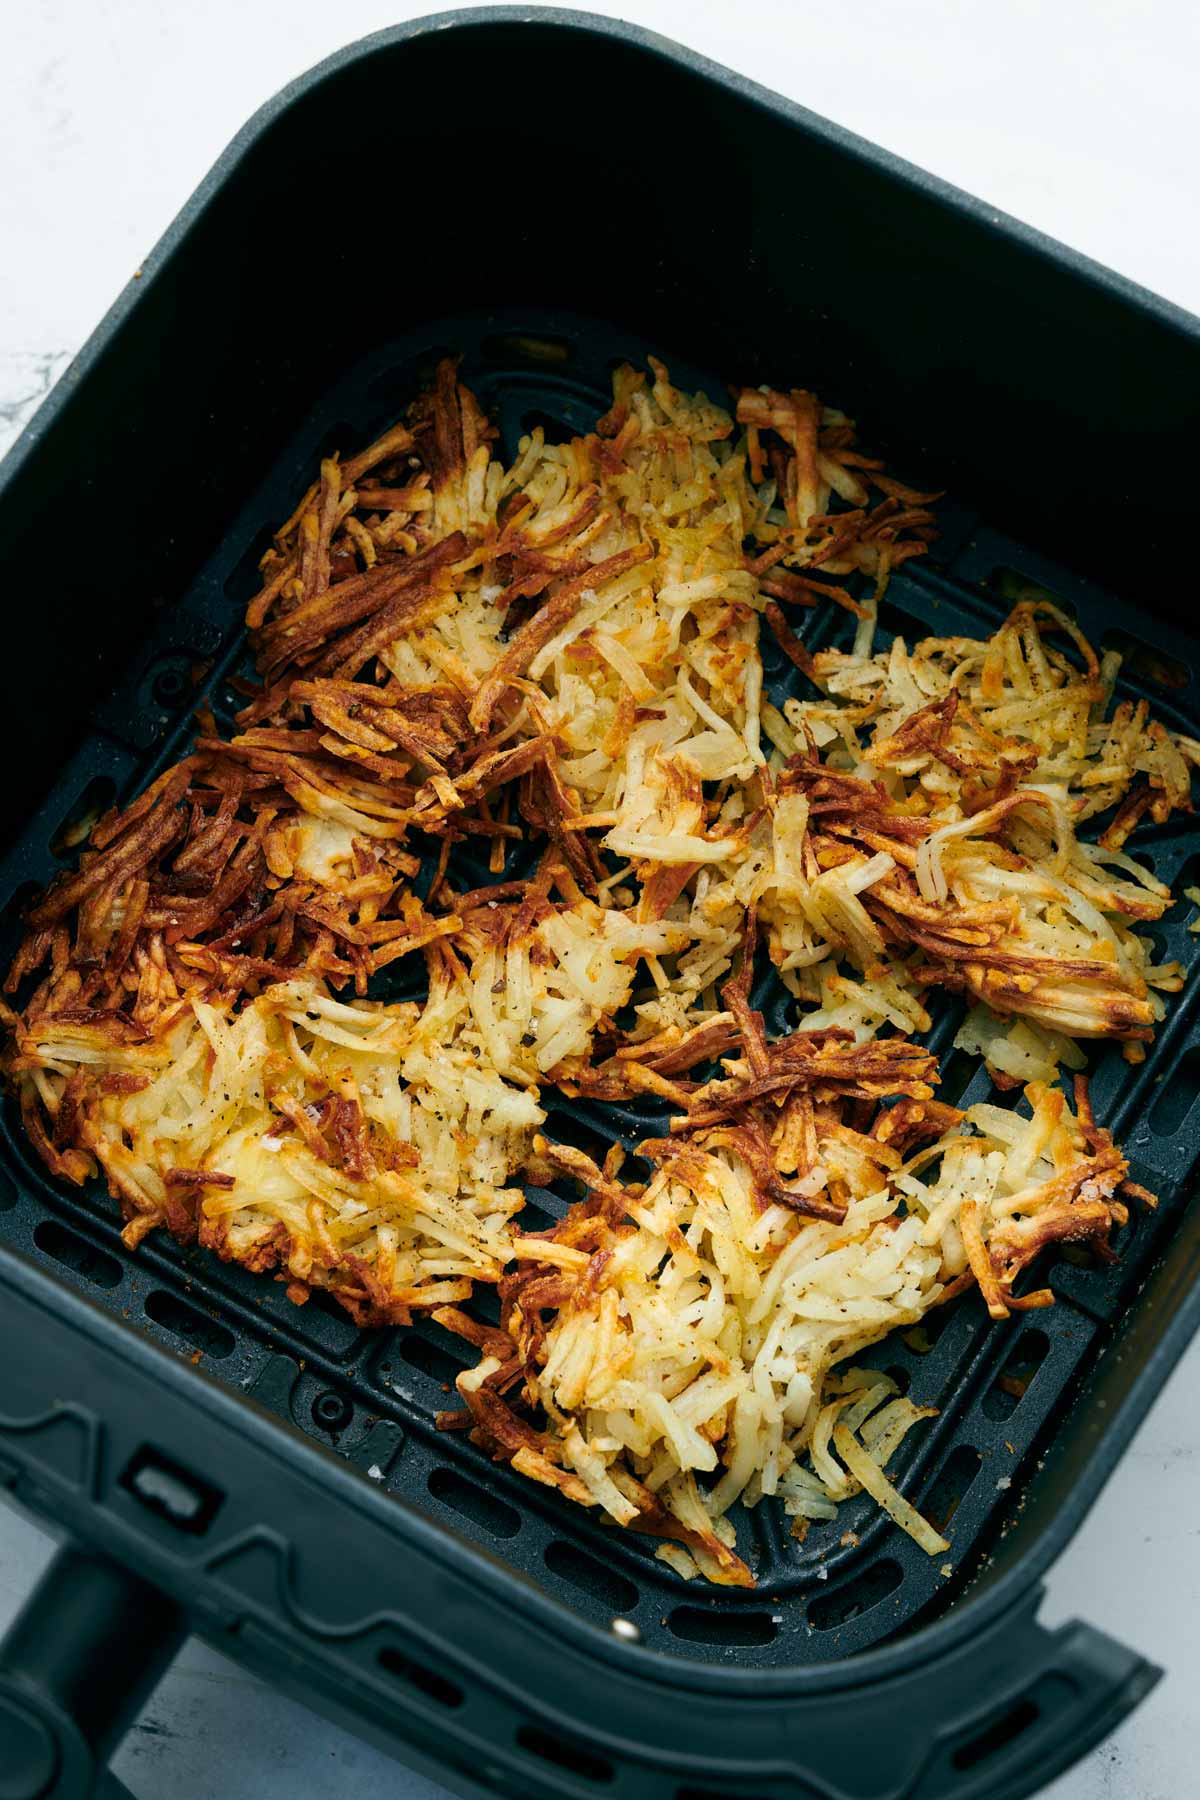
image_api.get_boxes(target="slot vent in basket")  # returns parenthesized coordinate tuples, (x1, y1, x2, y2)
(483, 331, 572, 366)
(900, 1307, 951, 1356)
(368, 352, 455, 409)
(33, 1219, 123, 1290)
(543, 1541, 640, 1615)
(988, 565, 1074, 615)
(223, 525, 275, 602)
(981, 1331, 1051, 1422)
(427, 1466, 522, 1539)
(1100, 627, 1191, 690)
(50, 775, 117, 858)
(313, 419, 357, 461)
(669, 1607, 778, 1648)
(3, 880, 40, 923)
(921, 1445, 983, 1535)
(521, 408, 576, 445)
(874, 599, 931, 646)
(399, 1330, 470, 1388)
(143, 1289, 236, 1360)
(808, 1558, 902, 1631)
(935, 1049, 980, 1108)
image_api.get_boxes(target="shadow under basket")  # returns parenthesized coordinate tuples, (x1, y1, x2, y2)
(1, 11, 1199, 1800)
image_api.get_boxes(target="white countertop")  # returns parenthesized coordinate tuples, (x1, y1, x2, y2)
(2, 3, 1198, 1795)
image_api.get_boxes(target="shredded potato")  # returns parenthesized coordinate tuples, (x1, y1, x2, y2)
(2, 353, 1182, 1583)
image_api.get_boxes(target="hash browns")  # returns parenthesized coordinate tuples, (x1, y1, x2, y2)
(3, 354, 1190, 1582)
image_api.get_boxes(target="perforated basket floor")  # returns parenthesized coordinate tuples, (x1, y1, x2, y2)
(2, 311, 1198, 1668)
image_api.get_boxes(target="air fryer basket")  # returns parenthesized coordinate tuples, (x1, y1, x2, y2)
(1, 13, 1199, 1800)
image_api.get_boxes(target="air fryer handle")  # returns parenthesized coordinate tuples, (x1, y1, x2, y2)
(0, 1543, 184, 1799)
(0, 1553, 1161, 1800)
(905, 1587, 1160, 1800)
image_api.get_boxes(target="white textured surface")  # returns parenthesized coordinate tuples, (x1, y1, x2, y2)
(1, 3, 1198, 1795)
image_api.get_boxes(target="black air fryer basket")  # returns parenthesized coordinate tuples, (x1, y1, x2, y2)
(2, 13, 1199, 1799)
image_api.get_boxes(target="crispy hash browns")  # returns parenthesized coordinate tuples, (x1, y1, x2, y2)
(3, 355, 1193, 1583)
